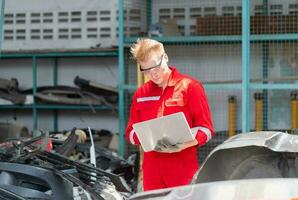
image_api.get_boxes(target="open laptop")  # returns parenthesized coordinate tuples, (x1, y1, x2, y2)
(132, 112, 195, 152)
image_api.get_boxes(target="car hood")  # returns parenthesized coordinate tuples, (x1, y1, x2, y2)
(129, 131, 298, 200)
(194, 131, 298, 183)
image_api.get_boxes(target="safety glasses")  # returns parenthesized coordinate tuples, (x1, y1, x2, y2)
(140, 54, 164, 73)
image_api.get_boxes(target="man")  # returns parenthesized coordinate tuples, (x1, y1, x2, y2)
(126, 38, 214, 191)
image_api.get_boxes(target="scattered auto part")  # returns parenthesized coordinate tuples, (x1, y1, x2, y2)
(51, 128, 113, 149)
(55, 128, 78, 157)
(0, 162, 73, 199)
(87, 127, 97, 168)
(75, 143, 137, 191)
(0, 132, 131, 199)
(51, 128, 137, 191)
(0, 122, 30, 142)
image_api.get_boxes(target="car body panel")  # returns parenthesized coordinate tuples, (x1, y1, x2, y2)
(129, 131, 298, 200)
(130, 178, 298, 200)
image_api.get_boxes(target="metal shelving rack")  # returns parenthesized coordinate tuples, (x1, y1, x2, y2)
(0, 49, 118, 131)
(0, 0, 121, 153)
(118, 0, 298, 156)
(125, 34, 298, 44)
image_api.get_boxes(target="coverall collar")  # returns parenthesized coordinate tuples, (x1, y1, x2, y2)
(167, 66, 183, 87)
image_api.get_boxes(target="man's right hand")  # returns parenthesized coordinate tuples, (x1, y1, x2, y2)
(154, 137, 183, 153)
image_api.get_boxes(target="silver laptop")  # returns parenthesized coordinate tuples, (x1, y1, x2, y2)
(132, 112, 195, 152)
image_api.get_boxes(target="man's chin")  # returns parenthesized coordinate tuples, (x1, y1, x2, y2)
(152, 79, 162, 85)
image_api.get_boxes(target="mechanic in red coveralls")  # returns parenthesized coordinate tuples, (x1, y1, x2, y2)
(126, 38, 214, 191)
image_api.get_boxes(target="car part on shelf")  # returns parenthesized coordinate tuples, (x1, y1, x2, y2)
(34, 85, 105, 106)
(74, 76, 118, 104)
(0, 78, 26, 104)
(74, 76, 117, 96)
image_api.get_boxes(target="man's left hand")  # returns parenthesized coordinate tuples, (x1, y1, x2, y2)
(154, 137, 198, 153)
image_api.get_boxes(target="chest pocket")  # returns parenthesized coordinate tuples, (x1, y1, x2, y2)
(165, 98, 185, 107)
(165, 97, 187, 115)
(135, 101, 159, 121)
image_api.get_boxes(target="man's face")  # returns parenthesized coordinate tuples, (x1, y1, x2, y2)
(139, 53, 168, 86)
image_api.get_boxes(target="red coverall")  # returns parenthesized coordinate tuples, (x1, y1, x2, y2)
(126, 67, 214, 191)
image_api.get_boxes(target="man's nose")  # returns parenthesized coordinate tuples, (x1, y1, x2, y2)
(150, 68, 159, 75)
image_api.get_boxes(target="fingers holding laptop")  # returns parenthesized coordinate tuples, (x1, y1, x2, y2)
(154, 137, 181, 152)
(154, 136, 196, 153)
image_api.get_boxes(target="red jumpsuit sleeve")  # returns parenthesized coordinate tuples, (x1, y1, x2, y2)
(188, 81, 215, 147)
(125, 92, 141, 145)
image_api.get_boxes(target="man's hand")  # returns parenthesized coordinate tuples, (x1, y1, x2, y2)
(154, 137, 183, 152)
(154, 137, 198, 153)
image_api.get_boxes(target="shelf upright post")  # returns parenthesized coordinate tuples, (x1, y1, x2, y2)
(32, 56, 38, 129)
(118, 0, 125, 157)
(147, 0, 152, 31)
(242, 0, 250, 132)
(53, 57, 58, 132)
(262, 0, 269, 130)
(0, 0, 5, 52)
(53, 57, 58, 86)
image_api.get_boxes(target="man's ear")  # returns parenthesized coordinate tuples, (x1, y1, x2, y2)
(164, 53, 169, 63)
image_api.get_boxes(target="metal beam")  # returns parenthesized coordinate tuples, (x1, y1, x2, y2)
(147, 0, 152, 31)
(125, 34, 298, 45)
(242, 0, 250, 132)
(53, 58, 58, 132)
(118, 0, 125, 157)
(32, 56, 38, 129)
(0, 104, 114, 110)
(1, 51, 118, 58)
(250, 83, 298, 90)
(262, 0, 269, 130)
(0, 0, 5, 52)
(262, 43, 269, 130)
(36, 105, 114, 110)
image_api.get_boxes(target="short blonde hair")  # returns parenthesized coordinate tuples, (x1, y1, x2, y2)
(130, 38, 165, 62)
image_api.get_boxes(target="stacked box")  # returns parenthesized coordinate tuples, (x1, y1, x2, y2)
(197, 16, 241, 35)
(269, 15, 298, 34)
(196, 15, 298, 35)
(220, 16, 241, 35)
(251, 15, 268, 34)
